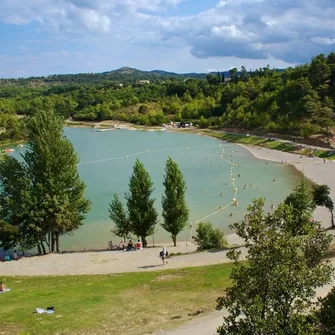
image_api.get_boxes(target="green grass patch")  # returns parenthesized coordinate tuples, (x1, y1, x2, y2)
(0, 264, 232, 335)
(206, 131, 334, 160)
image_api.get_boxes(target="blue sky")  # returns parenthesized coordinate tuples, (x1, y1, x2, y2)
(0, 0, 334, 78)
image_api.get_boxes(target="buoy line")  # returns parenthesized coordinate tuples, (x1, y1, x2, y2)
(77, 144, 220, 166)
(189, 144, 239, 241)
(80, 142, 239, 242)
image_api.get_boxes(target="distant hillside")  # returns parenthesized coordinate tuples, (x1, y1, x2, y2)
(0, 66, 222, 87)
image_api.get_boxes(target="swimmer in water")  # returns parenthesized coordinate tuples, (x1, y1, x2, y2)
(229, 213, 233, 217)
(238, 174, 240, 177)
(220, 192, 223, 196)
(273, 178, 276, 183)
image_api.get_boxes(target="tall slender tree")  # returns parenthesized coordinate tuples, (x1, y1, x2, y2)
(109, 193, 131, 242)
(162, 157, 189, 246)
(126, 159, 157, 247)
(0, 109, 91, 253)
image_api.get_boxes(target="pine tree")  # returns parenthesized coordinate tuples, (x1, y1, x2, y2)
(109, 193, 131, 242)
(126, 159, 157, 247)
(162, 157, 189, 246)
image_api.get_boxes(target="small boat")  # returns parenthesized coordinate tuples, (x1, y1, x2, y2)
(4, 148, 15, 153)
(17, 144, 24, 148)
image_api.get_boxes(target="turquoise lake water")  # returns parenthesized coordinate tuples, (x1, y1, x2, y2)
(11, 128, 301, 250)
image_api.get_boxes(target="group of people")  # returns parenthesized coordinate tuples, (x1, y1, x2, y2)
(0, 250, 19, 262)
(112, 240, 169, 265)
(119, 240, 143, 251)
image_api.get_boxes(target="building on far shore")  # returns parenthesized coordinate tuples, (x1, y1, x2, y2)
(137, 80, 150, 85)
(178, 122, 193, 128)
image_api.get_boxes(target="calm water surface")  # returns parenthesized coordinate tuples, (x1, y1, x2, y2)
(13, 128, 301, 250)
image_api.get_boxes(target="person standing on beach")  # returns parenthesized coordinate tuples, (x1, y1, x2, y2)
(160, 246, 168, 265)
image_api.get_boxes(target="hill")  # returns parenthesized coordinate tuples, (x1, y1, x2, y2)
(0, 66, 217, 87)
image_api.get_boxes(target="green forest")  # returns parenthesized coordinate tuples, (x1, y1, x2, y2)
(0, 53, 334, 142)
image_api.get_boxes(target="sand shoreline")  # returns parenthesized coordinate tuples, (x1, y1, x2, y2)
(1, 142, 334, 277)
(239, 144, 335, 227)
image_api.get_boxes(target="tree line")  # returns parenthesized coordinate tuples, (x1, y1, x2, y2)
(1, 53, 335, 143)
(0, 109, 333, 254)
(109, 157, 189, 247)
(0, 109, 190, 252)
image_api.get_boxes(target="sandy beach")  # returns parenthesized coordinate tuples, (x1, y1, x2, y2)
(1, 144, 334, 277)
(239, 144, 335, 228)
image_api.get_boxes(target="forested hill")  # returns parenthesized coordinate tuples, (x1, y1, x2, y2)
(0, 67, 216, 87)
(0, 53, 334, 143)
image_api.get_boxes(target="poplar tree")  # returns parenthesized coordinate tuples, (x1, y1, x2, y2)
(162, 157, 189, 246)
(0, 109, 91, 253)
(109, 193, 130, 242)
(126, 159, 157, 247)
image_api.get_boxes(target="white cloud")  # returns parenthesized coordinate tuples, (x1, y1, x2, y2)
(159, 0, 335, 63)
(311, 37, 335, 46)
(0, 0, 334, 76)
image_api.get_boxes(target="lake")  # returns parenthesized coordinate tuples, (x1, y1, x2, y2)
(12, 127, 301, 250)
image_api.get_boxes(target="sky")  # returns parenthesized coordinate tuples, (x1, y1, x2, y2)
(0, 0, 334, 78)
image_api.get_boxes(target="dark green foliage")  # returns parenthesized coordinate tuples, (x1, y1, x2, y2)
(0, 109, 91, 253)
(126, 159, 158, 247)
(216, 197, 333, 335)
(313, 184, 334, 227)
(0, 220, 19, 250)
(109, 193, 131, 242)
(162, 157, 189, 246)
(317, 287, 335, 335)
(0, 53, 334, 136)
(193, 222, 228, 251)
(284, 181, 316, 235)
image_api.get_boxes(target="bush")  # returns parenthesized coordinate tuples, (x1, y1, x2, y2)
(316, 287, 335, 334)
(193, 222, 228, 251)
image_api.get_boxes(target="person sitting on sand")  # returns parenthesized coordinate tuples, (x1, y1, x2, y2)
(127, 240, 134, 251)
(120, 241, 126, 249)
(136, 240, 142, 250)
(13, 250, 18, 261)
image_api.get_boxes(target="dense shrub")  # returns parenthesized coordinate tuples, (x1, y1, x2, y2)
(193, 222, 228, 251)
(317, 287, 335, 335)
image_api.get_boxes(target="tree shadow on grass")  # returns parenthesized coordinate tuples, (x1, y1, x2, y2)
(137, 264, 162, 269)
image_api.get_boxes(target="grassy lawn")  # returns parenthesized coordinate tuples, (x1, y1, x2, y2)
(206, 131, 335, 160)
(0, 264, 232, 335)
